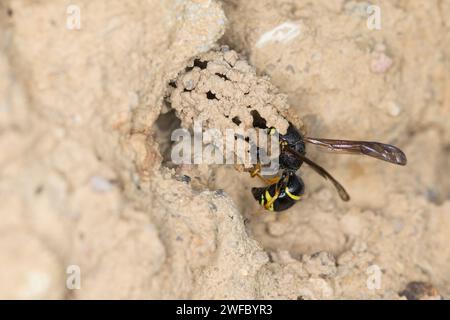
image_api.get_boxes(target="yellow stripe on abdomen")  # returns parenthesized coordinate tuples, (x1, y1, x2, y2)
(285, 187, 301, 201)
(260, 194, 265, 206)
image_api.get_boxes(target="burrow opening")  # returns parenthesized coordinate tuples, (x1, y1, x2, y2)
(153, 105, 181, 168)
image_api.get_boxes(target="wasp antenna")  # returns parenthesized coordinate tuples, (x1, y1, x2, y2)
(284, 146, 350, 201)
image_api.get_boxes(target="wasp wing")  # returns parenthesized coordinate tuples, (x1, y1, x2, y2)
(304, 138, 407, 166)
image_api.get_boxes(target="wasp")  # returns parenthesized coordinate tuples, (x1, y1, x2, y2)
(250, 123, 407, 212)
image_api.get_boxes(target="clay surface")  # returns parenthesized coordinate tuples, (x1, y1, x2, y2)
(0, 0, 449, 299)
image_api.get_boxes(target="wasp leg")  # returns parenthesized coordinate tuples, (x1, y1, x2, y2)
(249, 163, 262, 178)
(253, 174, 281, 185)
(264, 187, 280, 211)
(249, 164, 281, 185)
(262, 176, 281, 185)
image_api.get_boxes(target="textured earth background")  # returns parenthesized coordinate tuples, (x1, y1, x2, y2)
(0, 0, 449, 299)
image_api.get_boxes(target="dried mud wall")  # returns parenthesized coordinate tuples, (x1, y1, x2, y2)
(0, 0, 449, 299)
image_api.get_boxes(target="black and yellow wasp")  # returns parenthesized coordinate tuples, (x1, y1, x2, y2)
(250, 123, 407, 212)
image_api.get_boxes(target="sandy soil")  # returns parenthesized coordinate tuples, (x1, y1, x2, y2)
(0, 0, 449, 299)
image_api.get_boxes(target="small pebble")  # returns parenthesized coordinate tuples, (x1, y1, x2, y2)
(386, 101, 401, 117)
(399, 282, 441, 300)
(223, 50, 238, 66)
(371, 51, 393, 73)
(214, 189, 226, 197)
(176, 175, 191, 184)
(90, 175, 113, 192)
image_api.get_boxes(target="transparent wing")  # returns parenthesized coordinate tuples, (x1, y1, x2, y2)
(304, 137, 407, 166)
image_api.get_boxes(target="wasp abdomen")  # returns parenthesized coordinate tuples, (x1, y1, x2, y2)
(252, 172, 305, 212)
